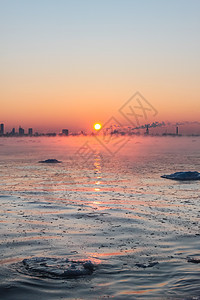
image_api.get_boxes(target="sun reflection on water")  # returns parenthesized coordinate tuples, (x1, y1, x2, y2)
(94, 153, 102, 192)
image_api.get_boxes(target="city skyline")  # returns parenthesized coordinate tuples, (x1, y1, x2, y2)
(1, 120, 200, 137)
(0, 122, 70, 136)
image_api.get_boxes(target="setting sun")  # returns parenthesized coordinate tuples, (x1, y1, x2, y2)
(94, 123, 102, 131)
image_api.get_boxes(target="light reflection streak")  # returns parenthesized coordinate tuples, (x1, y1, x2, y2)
(92, 153, 103, 213)
(89, 247, 142, 258)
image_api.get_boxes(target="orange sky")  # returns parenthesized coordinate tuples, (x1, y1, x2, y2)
(1, 1, 200, 133)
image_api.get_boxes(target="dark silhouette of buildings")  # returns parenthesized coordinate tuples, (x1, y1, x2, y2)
(11, 128, 15, 135)
(28, 128, 33, 136)
(62, 129, 69, 136)
(19, 126, 25, 136)
(0, 123, 4, 135)
(145, 124, 149, 135)
(176, 126, 179, 135)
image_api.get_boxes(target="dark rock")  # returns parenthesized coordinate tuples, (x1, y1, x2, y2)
(39, 159, 62, 164)
(161, 171, 200, 181)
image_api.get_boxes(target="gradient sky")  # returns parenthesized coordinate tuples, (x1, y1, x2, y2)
(1, 0, 200, 132)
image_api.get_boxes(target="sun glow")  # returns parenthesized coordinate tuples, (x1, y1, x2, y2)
(94, 123, 102, 131)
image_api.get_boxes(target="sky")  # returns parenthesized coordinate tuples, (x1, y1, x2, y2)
(0, 0, 200, 133)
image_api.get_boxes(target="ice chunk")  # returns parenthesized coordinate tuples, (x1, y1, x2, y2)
(187, 257, 200, 264)
(135, 262, 159, 268)
(161, 171, 200, 181)
(22, 257, 94, 279)
(39, 159, 62, 164)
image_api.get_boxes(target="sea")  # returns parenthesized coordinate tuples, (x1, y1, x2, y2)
(0, 135, 199, 300)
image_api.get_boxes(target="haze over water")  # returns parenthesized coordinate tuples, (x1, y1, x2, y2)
(0, 136, 200, 299)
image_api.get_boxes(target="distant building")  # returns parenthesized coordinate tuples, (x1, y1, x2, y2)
(145, 124, 149, 135)
(62, 129, 69, 136)
(19, 126, 25, 136)
(28, 128, 33, 136)
(0, 123, 4, 135)
(176, 126, 179, 135)
(11, 128, 15, 135)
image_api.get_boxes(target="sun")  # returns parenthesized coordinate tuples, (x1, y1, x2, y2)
(94, 123, 102, 131)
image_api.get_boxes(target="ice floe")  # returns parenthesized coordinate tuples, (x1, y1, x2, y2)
(135, 262, 159, 268)
(187, 257, 200, 264)
(161, 171, 200, 181)
(22, 257, 94, 278)
(39, 159, 62, 164)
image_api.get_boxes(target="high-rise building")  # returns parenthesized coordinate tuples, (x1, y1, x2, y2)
(0, 123, 4, 135)
(11, 128, 15, 135)
(28, 128, 33, 136)
(145, 124, 149, 135)
(176, 126, 179, 135)
(62, 129, 69, 136)
(19, 126, 25, 136)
